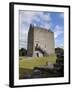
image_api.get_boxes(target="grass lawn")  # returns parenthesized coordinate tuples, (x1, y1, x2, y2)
(19, 54, 57, 79)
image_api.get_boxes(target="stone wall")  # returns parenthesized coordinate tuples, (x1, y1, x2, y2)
(27, 25, 34, 56)
(27, 25, 55, 57)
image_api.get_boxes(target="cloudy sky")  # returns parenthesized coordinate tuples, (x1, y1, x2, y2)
(19, 10, 64, 49)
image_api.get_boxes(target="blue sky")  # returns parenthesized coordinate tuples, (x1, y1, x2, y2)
(19, 10, 64, 49)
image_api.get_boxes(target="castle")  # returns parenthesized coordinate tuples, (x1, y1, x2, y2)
(27, 24, 55, 57)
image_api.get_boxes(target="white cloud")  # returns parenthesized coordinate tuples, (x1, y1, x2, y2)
(55, 38, 64, 48)
(54, 25, 64, 48)
(39, 13, 51, 21)
(20, 11, 43, 25)
(19, 11, 52, 49)
(19, 11, 51, 28)
(19, 29, 28, 49)
(54, 25, 64, 38)
(40, 23, 51, 29)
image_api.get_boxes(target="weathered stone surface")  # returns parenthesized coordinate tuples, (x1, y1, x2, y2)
(27, 24, 55, 57)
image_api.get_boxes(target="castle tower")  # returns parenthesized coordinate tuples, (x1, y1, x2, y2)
(27, 24, 55, 57)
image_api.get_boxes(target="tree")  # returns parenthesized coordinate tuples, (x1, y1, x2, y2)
(19, 48, 27, 56)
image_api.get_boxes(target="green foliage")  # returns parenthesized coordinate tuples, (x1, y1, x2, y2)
(19, 48, 27, 56)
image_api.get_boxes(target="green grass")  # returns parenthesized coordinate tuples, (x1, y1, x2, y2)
(19, 54, 57, 79)
(19, 54, 57, 69)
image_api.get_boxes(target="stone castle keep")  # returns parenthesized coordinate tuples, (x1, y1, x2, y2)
(27, 24, 55, 57)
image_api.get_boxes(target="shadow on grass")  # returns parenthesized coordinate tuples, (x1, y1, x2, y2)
(19, 67, 64, 79)
(19, 68, 33, 79)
